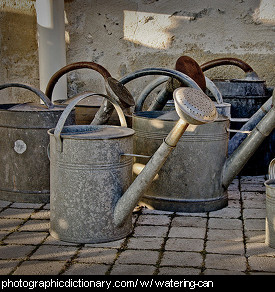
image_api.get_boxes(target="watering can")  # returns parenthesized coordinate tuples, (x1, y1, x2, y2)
(129, 58, 226, 116)
(144, 56, 207, 111)
(131, 89, 275, 212)
(91, 67, 205, 127)
(200, 57, 274, 175)
(45, 61, 134, 125)
(265, 158, 275, 248)
(0, 83, 74, 203)
(48, 87, 217, 243)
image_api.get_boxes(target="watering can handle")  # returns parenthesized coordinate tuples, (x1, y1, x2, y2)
(200, 58, 259, 79)
(119, 67, 201, 90)
(0, 82, 54, 109)
(53, 91, 127, 146)
(45, 62, 112, 99)
(269, 158, 275, 180)
(119, 67, 202, 111)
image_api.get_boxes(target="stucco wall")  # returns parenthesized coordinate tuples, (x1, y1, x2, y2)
(0, 0, 274, 103)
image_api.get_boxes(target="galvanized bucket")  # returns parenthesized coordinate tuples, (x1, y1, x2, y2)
(48, 92, 135, 243)
(0, 83, 74, 203)
(201, 57, 274, 175)
(132, 111, 230, 212)
(265, 158, 275, 248)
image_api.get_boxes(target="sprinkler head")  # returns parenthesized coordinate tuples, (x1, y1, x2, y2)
(173, 87, 218, 125)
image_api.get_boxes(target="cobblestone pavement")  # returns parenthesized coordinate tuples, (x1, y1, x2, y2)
(0, 176, 274, 275)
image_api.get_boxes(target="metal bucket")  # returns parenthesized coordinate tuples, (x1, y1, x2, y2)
(265, 159, 275, 248)
(201, 58, 274, 175)
(132, 111, 229, 212)
(0, 83, 74, 203)
(48, 92, 135, 243)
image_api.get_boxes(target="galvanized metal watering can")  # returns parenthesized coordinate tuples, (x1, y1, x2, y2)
(132, 89, 275, 212)
(95, 66, 212, 128)
(48, 88, 217, 243)
(265, 158, 275, 248)
(201, 57, 274, 175)
(46, 61, 135, 125)
(127, 61, 226, 116)
(0, 83, 74, 203)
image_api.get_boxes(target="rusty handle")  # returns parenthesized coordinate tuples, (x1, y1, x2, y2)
(45, 62, 112, 99)
(200, 57, 255, 73)
(0, 82, 54, 109)
(54, 92, 127, 151)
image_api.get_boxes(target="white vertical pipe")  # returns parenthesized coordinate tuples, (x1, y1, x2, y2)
(36, 0, 67, 101)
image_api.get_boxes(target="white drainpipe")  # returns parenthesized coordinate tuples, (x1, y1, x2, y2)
(36, 0, 67, 101)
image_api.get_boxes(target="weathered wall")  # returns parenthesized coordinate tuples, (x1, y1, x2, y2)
(0, 0, 274, 102)
(0, 1, 38, 102)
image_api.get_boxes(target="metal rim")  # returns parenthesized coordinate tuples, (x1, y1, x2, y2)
(269, 158, 275, 180)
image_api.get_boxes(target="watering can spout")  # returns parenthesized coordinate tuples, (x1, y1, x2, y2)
(114, 120, 188, 227)
(49, 88, 217, 243)
(114, 88, 218, 227)
(222, 91, 275, 189)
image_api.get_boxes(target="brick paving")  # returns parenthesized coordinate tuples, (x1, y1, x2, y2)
(0, 175, 275, 275)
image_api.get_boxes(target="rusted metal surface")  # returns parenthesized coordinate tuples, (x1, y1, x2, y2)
(45, 61, 111, 98)
(175, 56, 206, 91)
(148, 56, 207, 111)
(200, 57, 255, 75)
(46, 61, 134, 125)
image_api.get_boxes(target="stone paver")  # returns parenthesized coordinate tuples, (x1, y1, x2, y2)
(205, 254, 247, 272)
(0, 175, 274, 275)
(165, 238, 204, 252)
(76, 247, 118, 264)
(161, 251, 203, 268)
(116, 250, 159, 265)
(110, 264, 156, 275)
(168, 226, 205, 239)
(127, 237, 163, 250)
(13, 260, 66, 275)
(63, 263, 110, 275)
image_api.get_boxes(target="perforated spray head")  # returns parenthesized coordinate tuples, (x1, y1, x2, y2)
(173, 87, 218, 125)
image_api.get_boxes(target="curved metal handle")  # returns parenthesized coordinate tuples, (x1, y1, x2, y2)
(200, 57, 254, 73)
(134, 76, 169, 111)
(119, 68, 201, 90)
(53, 92, 127, 151)
(0, 82, 54, 109)
(45, 61, 112, 99)
(269, 158, 275, 180)
(119, 68, 202, 111)
(205, 77, 223, 104)
(134, 75, 223, 111)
